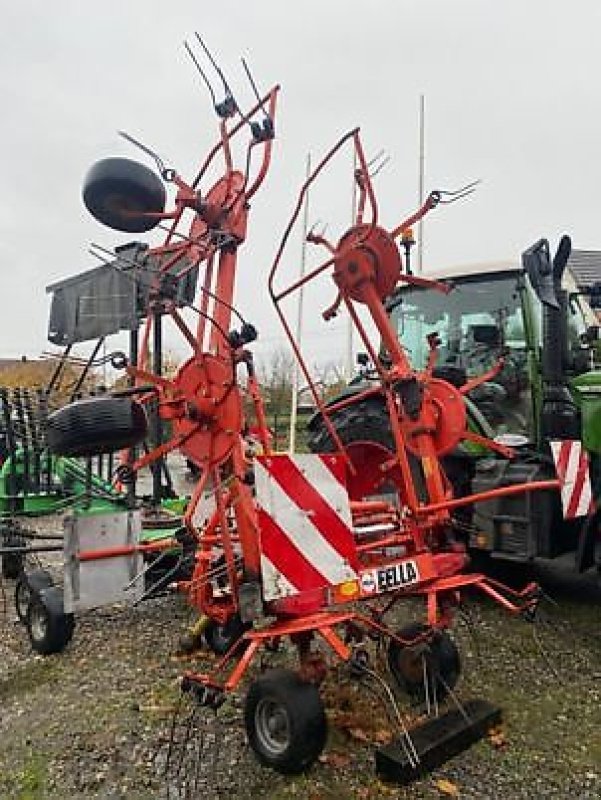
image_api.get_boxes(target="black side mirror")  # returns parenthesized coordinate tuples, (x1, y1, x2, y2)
(522, 238, 559, 309)
(552, 235, 572, 284)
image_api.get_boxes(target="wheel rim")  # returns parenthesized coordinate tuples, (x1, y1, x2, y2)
(29, 602, 49, 642)
(211, 626, 231, 651)
(255, 698, 291, 756)
(16, 582, 31, 620)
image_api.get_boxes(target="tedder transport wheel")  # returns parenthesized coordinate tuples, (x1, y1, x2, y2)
(26, 586, 75, 655)
(46, 397, 148, 457)
(82, 157, 166, 233)
(204, 614, 251, 656)
(244, 669, 327, 774)
(387, 622, 461, 704)
(15, 569, 54, 624)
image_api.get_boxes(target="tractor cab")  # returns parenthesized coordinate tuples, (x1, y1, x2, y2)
(388, 261, 593, 446)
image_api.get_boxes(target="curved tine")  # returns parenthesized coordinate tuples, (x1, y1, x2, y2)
(438, 187, 478, 205)
(366, 148, 385, 169)
(241, 57, 269, 119)
(437, 179, 481, 204)
(194, 32, 237, 109)
(184, 39, 217, 108)
(438, 178, 482, 197)
(370, 154, 390, 179)
(531, 619, 564, 684)
(366, 149, 390, 179)
(306, 219, 329, 244)
(118, 130, 171, 178)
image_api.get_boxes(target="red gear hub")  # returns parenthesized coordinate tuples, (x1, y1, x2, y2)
(167, 353, 242, 469)
(400, 377, 467, 457)
(334, 224, 402, 302)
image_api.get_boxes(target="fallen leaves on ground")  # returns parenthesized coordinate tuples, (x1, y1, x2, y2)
(318, 750, 352, 768)
(488, 724, 507, 749)
(434, 777, 460, 796)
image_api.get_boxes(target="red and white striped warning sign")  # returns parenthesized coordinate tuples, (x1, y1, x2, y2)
(254, 453, 359, 601)
(550, 440, 594, 519)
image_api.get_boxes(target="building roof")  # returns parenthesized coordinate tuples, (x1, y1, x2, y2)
(0, 357, 31, 371)
(420, 250, 601, 290)
(566, 249, 601, 290)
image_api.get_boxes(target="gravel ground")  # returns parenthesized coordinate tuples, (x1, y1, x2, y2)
(1, 532, 600, 799)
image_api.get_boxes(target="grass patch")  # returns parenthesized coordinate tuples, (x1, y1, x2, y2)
(0, 659, 59, 704)
(1, 751, 48, 800)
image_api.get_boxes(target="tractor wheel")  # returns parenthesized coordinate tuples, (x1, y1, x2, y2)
(26, 586, 75, 655)
(244, 669, 327, 774)
(204, 614, 251, 656)
(307, 398, 427, 500)
(15, 569, 53, 624)
(46, 397, 148, 457)
(307, 398, 394, 454)
(82, 157, 166, 233)
(387, 622, 460, 703)
(307, 396, 475, 507)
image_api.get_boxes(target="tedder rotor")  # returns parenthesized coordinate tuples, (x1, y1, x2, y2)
(45, 45, 566, 780)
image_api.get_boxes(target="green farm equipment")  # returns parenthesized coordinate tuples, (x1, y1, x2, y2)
(309, 236, 601, 580)
(0, 383, 188, 653)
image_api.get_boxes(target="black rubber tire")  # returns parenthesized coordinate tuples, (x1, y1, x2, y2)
(26, 586, 75, 655)
(308, 398, 429, 499)
(204, 614, 251, 656)
(308, 397, 477, 507)
(307, 398, 394, 454)
(46, 397, 148, 457)
(244, 669, 327, 774)
(387, 622, 460, 703)
(15, 569, 54, 624)
(82, 157, 166, 233)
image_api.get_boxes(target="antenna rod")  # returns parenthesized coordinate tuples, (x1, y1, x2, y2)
(289, 153, 311, 454)
(417, 93, 425, 274)
(346, 147, 358, 380)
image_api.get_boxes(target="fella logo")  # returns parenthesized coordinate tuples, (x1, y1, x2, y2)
(376, 560, 419, 591)
(360, 560, 420, 596)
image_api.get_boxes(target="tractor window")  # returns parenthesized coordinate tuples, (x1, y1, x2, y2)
(390, 274, 533, 437)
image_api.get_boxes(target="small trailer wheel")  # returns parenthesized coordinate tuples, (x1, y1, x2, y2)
(204, 614, 250, 656)
(244, 669, 327, 774)
(46, 396, 148, 457)
(82, 157, 166, 233)
(15, 569, 54, 624)
(26, 586, 75, 655)
(387, 622, 460, 703)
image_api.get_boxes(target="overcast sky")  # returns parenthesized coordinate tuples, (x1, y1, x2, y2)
(1, 0, 601, 371)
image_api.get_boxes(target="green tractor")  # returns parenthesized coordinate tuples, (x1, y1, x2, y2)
(308, 235, 601, 579)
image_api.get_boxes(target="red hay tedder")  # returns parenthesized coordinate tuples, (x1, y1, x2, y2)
(45, 42, 562, 779)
